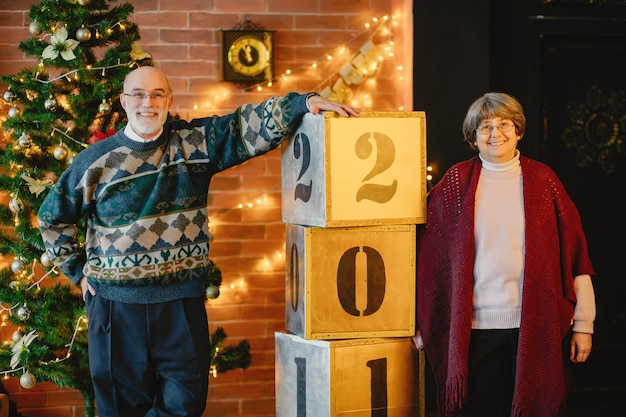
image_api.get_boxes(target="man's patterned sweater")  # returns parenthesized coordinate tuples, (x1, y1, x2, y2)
(38, 92, 310, 304)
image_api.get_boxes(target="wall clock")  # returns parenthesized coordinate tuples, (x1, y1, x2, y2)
(221, 29, 274, 83)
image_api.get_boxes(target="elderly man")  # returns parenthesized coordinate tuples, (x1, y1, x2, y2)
(38, 65, 359, 417)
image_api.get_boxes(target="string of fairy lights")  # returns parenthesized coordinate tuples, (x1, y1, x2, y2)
(191, 15, 408, 114)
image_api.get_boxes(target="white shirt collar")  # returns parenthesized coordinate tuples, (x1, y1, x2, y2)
(124, 125, 163, 142)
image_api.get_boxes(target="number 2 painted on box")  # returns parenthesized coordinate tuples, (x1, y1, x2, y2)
(293, 132, 312, 202)
(292, 131, 399, 205)
(355, 132, 398, 203)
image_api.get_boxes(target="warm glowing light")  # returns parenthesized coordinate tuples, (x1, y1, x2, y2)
(259, 257, 272, 272)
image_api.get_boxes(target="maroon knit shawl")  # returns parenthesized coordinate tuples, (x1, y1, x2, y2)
(416, 156, 595, 417)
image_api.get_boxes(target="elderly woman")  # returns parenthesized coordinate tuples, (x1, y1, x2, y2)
(415, 92, 596, 417)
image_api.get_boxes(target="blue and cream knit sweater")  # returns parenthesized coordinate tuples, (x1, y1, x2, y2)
(38, 92, 310, 304)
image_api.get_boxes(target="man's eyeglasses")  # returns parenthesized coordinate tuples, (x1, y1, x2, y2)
(476, 121, 515, 135)
(123, 92, 170, 102)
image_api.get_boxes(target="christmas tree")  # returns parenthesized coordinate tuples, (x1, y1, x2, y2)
(0, 1, 250, 415)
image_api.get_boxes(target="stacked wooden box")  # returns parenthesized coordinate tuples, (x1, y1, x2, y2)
(276, 112, 427, 417)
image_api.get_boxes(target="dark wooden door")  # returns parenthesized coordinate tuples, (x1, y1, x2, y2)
(491, 1, 626, 415)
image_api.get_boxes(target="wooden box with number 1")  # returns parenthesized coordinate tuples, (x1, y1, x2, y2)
(281, 111, 427, 228)
(275, 332, 424, 417)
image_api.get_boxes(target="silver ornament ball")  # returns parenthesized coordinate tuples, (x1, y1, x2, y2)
(8, 106, 19, 118)
(29, 21, 41, 36)
(17, 133, 33, 148)
(10, 258, 23, 273)
(206, 285, 220, 299)
(17, 306, 30, 321)
(20, 371, 37, 389)
(3, 89, 15, 103)
(40, 252, 53, 267)
(12, 328, 24, 343)
(44, 98, 56, 110)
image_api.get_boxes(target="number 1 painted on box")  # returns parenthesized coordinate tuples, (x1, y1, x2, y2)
(293, 356, 389, 416)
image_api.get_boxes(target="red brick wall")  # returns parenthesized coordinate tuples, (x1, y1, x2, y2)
(0, 1, 413, 416)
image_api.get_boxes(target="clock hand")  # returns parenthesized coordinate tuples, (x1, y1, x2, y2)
(244, 45, 253, 63)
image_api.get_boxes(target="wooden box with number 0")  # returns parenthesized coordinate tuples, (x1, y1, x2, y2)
(275, 332, 425, 417)
(285, 223, 416, 340)
(281, 111, 427, 228)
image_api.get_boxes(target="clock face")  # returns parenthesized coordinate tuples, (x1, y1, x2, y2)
(228, 36, 269, 77)
(222, 30, 274, 83)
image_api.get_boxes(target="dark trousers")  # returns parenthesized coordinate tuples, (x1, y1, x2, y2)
(455, 328, 519, 417)
(85, 293, 210, 417)
(455, 328, 574, 417)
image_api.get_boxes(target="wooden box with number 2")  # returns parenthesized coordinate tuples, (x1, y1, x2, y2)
(281, 111, 427, 227)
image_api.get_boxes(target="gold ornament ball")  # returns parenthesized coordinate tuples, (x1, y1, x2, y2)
(206, 285, 220, 299)
(53, 144, 69, 161)
(8, 106, 19, 118)
(29, 21, 41, 36)
(76, 27, 92, 42)
(78, 0, 91, 5)
(20, 371, 37, 389)
(9, 196, 24, 214)
(99, 100, 112, 114)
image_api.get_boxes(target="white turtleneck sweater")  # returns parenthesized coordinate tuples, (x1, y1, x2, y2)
(472, 151, 525, 329)
(472, 151, 595, 333)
